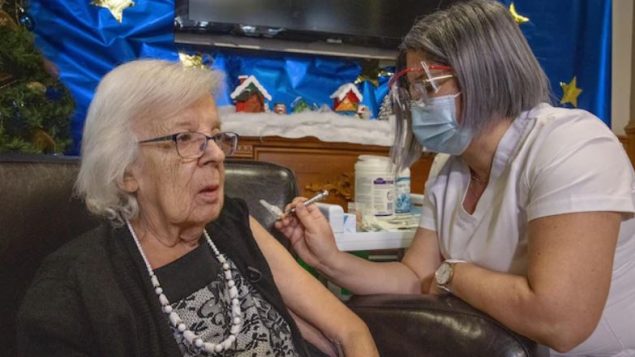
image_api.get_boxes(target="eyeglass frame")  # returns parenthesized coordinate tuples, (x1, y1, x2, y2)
(138, 131, 239, 159)
(389, 62, 455, 104)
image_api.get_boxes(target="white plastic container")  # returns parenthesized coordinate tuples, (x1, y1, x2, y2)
(395, 167, 411, 213)
(354, 155, 395, 216)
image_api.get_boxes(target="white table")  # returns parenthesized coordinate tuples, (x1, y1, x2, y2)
(334, 230, 415, 251)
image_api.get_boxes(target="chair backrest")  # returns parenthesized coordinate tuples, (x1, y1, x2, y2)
(0, 153, 297, 357)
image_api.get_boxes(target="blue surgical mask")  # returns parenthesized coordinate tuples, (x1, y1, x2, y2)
(410, 93, 473, 155)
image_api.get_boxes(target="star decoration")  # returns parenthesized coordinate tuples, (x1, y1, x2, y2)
(354, 75, 378, 87)
(509, 3, 529, 24)
(560, 76, 583, 107)
(91, 0, 134, 23)
(178, 52, 205, 69)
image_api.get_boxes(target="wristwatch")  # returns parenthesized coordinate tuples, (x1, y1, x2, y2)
(434, 259, 465, 293)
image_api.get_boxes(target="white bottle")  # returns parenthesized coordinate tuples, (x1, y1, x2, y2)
(354, 155, 394, 216)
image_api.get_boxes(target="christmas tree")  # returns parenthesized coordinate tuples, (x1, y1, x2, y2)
(0, 0, 73, 153)
(377, 93, 393, 121)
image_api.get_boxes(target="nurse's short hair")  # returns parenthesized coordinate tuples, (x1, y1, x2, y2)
(392, 0, 551, 170)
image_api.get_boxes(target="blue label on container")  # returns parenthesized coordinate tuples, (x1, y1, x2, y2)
(395, 176, 411, 213)
(373, 177, 393, 185)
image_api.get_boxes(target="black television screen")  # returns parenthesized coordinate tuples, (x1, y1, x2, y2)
(175, 0, 456, 49)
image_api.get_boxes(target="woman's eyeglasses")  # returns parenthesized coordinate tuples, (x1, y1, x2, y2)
(389, 62, 454, 107)
(138, 131, 239, 159)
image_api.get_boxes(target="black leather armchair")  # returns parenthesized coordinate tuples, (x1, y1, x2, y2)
(347, 294, 547, 357)
(0, 154, 547, 357)
(0, 154, 297, 356)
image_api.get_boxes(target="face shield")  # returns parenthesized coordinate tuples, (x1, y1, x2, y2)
(389, 61, 455, 111)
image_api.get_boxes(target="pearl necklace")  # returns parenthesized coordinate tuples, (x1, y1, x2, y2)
(126, 221, 243, 354)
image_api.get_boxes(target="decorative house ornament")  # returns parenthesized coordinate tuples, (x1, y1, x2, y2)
(230, 75, 272, 113)
(273, 103, 287, 114)
(330, 83, 363, 114)
(356, 104, 370, 120)
(290, 97, 311, 113)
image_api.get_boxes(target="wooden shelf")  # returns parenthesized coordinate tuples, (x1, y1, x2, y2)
(231, 136, 435, 208)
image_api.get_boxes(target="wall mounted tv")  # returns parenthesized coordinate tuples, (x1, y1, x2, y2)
(175, 0, 457, 51)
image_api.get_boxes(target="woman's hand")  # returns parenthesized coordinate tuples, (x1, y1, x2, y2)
(274, 197, 341, 270)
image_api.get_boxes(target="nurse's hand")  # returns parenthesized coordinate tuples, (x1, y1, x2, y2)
(275, 197, 340, 270)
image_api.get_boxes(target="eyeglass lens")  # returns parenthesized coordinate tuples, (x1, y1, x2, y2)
(404, 74, 454, 106)
(176, 132, 237, 158)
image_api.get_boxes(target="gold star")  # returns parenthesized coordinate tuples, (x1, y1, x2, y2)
(509, 3, 529, 24)
(178, 52, 205, 69)
(560, 76, 583, 107)
(91, 0, 134, 23)
(354, 75, 378, 87)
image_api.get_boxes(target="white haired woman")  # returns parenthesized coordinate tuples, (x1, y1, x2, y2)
(17, 59, 378, 357)
(276, 0, 635, 356)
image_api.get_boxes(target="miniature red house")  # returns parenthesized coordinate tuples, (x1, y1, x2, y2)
(330, 83, 363, 113)
(230, 75, 272, 113)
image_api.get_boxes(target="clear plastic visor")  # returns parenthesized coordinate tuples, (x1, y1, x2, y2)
(389, 61, 454, 110)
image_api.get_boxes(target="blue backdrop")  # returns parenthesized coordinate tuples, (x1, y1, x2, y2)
(499, 0, 612, 125)
(29, 0, 611, 155)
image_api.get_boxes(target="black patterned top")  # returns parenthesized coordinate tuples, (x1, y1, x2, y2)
(155, 241, 298, 357)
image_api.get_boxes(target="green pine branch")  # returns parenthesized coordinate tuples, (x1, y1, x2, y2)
(0, 16, 74, 154)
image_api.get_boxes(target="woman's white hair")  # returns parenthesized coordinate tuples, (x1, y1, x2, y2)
(75, 59, 223, 225)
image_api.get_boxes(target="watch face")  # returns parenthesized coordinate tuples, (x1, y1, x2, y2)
(435, 262, 452, 285)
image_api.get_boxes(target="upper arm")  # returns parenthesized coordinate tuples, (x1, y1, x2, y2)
(526, 211, 621, 333)
(17, 276, 91, 356)
(248, 217, 359, 329)
(523, 115, 631, 303)
(522, 117, 632, 331)
(248, 216, 315, 294)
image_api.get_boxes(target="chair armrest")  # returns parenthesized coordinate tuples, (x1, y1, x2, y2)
(347, 294, 549, 357)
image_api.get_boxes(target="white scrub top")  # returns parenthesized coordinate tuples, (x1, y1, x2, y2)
(420, 103, 635, 356)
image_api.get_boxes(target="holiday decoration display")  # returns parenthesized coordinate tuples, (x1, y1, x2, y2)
(230, 75, 272, 113)
(179, 52, 207, 69)
(91, 0, 134, 23)
(26, 0, 612, 146)
(509, 3, 529, 24)
(290, 97, 312, 114)
(377, 94, 393, 121)
(356, 105, 371, 120)
(0, 1, 73, 153)
(560, 76, 583, 108)
(273, 103, 287, 115)
(330, 83, 363, 114)
(0, 8, 16, 29)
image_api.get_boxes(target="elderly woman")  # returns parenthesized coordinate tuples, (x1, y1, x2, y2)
(17, 60, 378, 357)
(277, 1, 635, 356)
